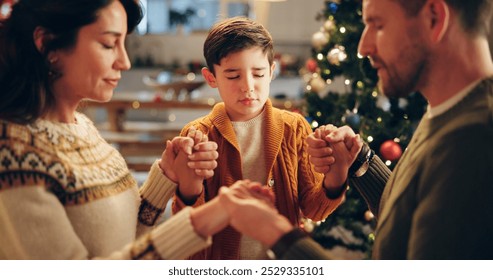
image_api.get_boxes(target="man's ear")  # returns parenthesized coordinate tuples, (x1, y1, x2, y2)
(201, 67, 217, 88)
(428, 0, 450, 43)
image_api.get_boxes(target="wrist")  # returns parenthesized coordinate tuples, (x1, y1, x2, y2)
(263, 217, 294, 248)
(158, 159, 177, 183)
(190, 198, 228, 237)
(177, 185, 203, 205)
(323, 181, 347, 199)
(267, 228, 307, 259)
(348, 143, 374, 178)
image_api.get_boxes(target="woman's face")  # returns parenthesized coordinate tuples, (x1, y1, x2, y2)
(52, 1, 130, 111)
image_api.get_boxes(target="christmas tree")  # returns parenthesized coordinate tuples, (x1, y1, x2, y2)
(300, 0, 427, 259)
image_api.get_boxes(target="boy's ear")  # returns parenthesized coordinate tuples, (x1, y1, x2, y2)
(201, 67, 218, 88)
(270, 61, 277, 80)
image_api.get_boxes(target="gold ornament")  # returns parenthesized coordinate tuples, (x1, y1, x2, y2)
(311, 31, 330, 50)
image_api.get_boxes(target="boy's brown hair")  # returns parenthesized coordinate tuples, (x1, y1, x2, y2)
(203, 16, 274, 75)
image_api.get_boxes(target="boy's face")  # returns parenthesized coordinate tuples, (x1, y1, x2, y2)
(202, 47, 275, 122)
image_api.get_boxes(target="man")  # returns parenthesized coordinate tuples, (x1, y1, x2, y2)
(220, 0, 493, 259)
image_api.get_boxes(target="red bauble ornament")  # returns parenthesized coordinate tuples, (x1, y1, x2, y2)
(153, 94, 162, 102)
(379, 140, 403, 161)
(305, 58, 318, 73)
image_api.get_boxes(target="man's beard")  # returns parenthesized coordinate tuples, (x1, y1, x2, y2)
(375, 43, 429, 99)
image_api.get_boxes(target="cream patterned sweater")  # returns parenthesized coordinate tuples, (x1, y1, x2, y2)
(0, 112, 211, 259)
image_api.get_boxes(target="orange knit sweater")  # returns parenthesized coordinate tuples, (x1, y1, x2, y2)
(172, 99, 344, 259)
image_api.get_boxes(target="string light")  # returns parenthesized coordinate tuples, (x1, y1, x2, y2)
(284, 101, 292, 109)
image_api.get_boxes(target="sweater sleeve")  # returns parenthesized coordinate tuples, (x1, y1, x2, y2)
(348, 155, 390, 218)
(277, 236, 333, 260)
(0, 182, 211, 260)
(138, 160, 178, 227)
(107, 207, 212, 260)
(296, 115, 344, 221)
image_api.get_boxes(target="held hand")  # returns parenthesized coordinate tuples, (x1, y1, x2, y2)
(159, 137, 194, 183)
(159, 126, 218, 181)
(183, 125, 218, 178)
(176, 127, 218, 203)
(190, 180, 275, 239)
(306, 132, 335, 174)
(218, 180, 292, 247)
(228, 180, 276, 206)
(307, 125, 362, 190)
(187, 141, 218, 179)
(323, 125, 363, 169)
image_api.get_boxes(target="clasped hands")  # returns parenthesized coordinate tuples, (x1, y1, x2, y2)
(306, 124, 363, 190)
(158, 124, 366, 247)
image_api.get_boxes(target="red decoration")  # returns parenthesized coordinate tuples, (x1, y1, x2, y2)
(305, 58, 318, 73)
(379, 140, 403, 161)
(153, 94, 162, 102)
(291, 108, 302, 115)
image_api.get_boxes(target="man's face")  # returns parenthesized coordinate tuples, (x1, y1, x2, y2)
(358, 0, 431, 98)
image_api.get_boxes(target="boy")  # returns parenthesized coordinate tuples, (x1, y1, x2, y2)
(172, 16, 345, 260)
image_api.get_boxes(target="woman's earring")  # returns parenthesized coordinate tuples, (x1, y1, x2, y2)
(47, 56, 58, 77)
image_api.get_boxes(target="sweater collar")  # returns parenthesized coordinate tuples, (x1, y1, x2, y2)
(209, 99, 284, 162)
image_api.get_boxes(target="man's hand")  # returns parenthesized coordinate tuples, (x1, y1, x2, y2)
(307, 125, 363, 191)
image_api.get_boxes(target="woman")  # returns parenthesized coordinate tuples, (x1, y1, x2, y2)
(0, 0, 221, 259)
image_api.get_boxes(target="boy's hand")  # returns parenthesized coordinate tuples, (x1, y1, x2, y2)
(175, 127, 218, 204)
